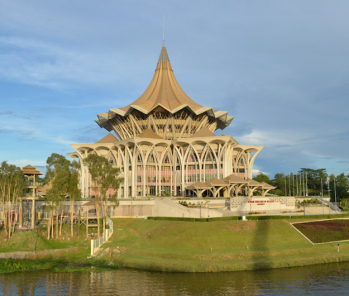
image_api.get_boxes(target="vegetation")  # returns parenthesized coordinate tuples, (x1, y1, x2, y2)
(45, 153, 81, 240)
(100, 218, 349, 272)
(254, 168, 349, 202)
(0, 161, 24, 238)
(83, 154, 123, 236)
(2, 218, 349, 273)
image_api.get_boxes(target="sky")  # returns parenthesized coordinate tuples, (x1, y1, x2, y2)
(1, 0, 349, 177)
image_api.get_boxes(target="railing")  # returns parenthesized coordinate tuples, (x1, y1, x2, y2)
(25, 182, 43, 186)
(90, 217, 114, 256)
(23, 193, 39, 197)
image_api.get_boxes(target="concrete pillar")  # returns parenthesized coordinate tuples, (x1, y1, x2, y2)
(31, 199, 36, 229)
(19, 200, 23, 228)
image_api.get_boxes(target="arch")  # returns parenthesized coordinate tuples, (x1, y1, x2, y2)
(235, 153, 247, 179)
(202, 144, 218, 181)
(173, 146, 183, 196)
(145, 146, 160, 196)
(134, 146, 145, 197)
(160, 148, 173, 196)
(184, 146, 200, 184)
(107, 152, 117, 167)
(125, 146, 134, 197)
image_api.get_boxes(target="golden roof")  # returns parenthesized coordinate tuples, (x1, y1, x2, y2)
(136, 128, 162, 139)
(223, 174, 248, 183)
(247, 178, 264, 187)
(21, 165, 43, 176)
(190, 127, 216, 138)
(96, 45, 233, 126)
(95, 133, 119, 144)
(186, 181, 212, 190)
(205, 178, 227, 186)
(260, 182, 276, 189)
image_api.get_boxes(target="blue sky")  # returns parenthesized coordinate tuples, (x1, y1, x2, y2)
(1, 0, 349, 177)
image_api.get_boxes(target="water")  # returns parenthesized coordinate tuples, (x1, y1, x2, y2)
(0, 262, 349, 296)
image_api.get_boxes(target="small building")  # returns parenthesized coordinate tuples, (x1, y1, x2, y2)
(20, 165, 44, 228)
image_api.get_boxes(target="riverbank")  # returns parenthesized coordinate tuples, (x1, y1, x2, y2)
(2, 216, 349, 273)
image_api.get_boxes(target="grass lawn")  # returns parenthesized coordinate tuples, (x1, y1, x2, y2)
(3, 217, 349, 273)
(293, 219, 349, 243)
(0, 224, 113, 273)
(99, 218, 349, 272)
(0, 224, 90, 253)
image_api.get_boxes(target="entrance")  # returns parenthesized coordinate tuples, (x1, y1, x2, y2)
(149, 186, 156, 196)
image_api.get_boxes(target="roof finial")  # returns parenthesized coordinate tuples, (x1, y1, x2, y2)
(163, 16, 165, 46)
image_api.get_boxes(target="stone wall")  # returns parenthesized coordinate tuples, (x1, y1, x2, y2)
(230, 197, 295, 212)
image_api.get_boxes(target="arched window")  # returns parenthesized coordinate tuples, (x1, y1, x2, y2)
(202, 146, 217, 181)
(185, 147, 200, 183)
(160, 149, 173, 196)
(135, 147, 144, 196)
(145, 148, 159, 196)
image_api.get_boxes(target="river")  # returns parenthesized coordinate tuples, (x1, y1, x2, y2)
(1, 262, 349, 295)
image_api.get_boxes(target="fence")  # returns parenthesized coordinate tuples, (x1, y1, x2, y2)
(90, 217, 114, 256)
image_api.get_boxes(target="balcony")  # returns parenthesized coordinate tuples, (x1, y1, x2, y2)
(23, 193, 39, 198)
(24, 182, 43, 187)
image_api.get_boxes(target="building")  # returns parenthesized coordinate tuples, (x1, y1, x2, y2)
(68, 45, 273, 199)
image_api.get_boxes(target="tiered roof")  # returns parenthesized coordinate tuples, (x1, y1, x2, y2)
(95, 45, 233, 132)
(21, 165, 43, 176)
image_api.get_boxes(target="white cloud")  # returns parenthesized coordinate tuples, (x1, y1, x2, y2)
(13, 159, 46, 168)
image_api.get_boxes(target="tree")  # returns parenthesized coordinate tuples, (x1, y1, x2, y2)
(253, 173, 271, 184)
(328, 173, 349, 202)
(84, 154, 123, 236)
(271, 173, 286, 196)
(299, 168, 328, 195)
(68, 161, 81, 237)
(45, 154, 70, 240)
(0, 161, 24, 238)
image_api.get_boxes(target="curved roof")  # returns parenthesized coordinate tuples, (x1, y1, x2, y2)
(22, 165, 43, 175)
(96, 46, 233, 125)
(95, 133, 119, 144)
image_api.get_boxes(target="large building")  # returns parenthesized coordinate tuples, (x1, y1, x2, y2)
(68, 45, 273, 199)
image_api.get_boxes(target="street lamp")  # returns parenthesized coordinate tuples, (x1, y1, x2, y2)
(199, 201, 203, 218)
(321, 178, 324, 215)
(206, 201, 210, 218)
(334, 177, 337, 214)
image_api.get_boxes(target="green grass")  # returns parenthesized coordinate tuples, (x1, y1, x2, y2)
(100, 218, 349, 272)
(0, 224, 90, 253)
(0, 224, 123, 274)
(0, 258, 120, 274)
(3, 217, 349, 273)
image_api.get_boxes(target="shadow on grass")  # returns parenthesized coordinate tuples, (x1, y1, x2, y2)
(251, 219, 272, 270)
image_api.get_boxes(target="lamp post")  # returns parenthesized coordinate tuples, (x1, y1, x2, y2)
(199, 201, 204, 218)
(334, 177, 337, 214)
(206, 201, 210, 218)
(321, 178, 324, 215)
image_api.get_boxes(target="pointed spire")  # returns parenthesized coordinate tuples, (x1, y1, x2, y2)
(158, 46, 170, 63)
(163, 16, 165, 46)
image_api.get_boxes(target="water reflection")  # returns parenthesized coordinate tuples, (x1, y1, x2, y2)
(1, 262, 349, 296)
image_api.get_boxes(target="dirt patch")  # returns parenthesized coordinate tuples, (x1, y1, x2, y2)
(0, 247, 80, 260)
(224, 221, 256, 231)
(293, 219, 349, 243)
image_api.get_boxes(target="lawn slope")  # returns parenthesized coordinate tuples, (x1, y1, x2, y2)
(102, 218, 349, 272)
